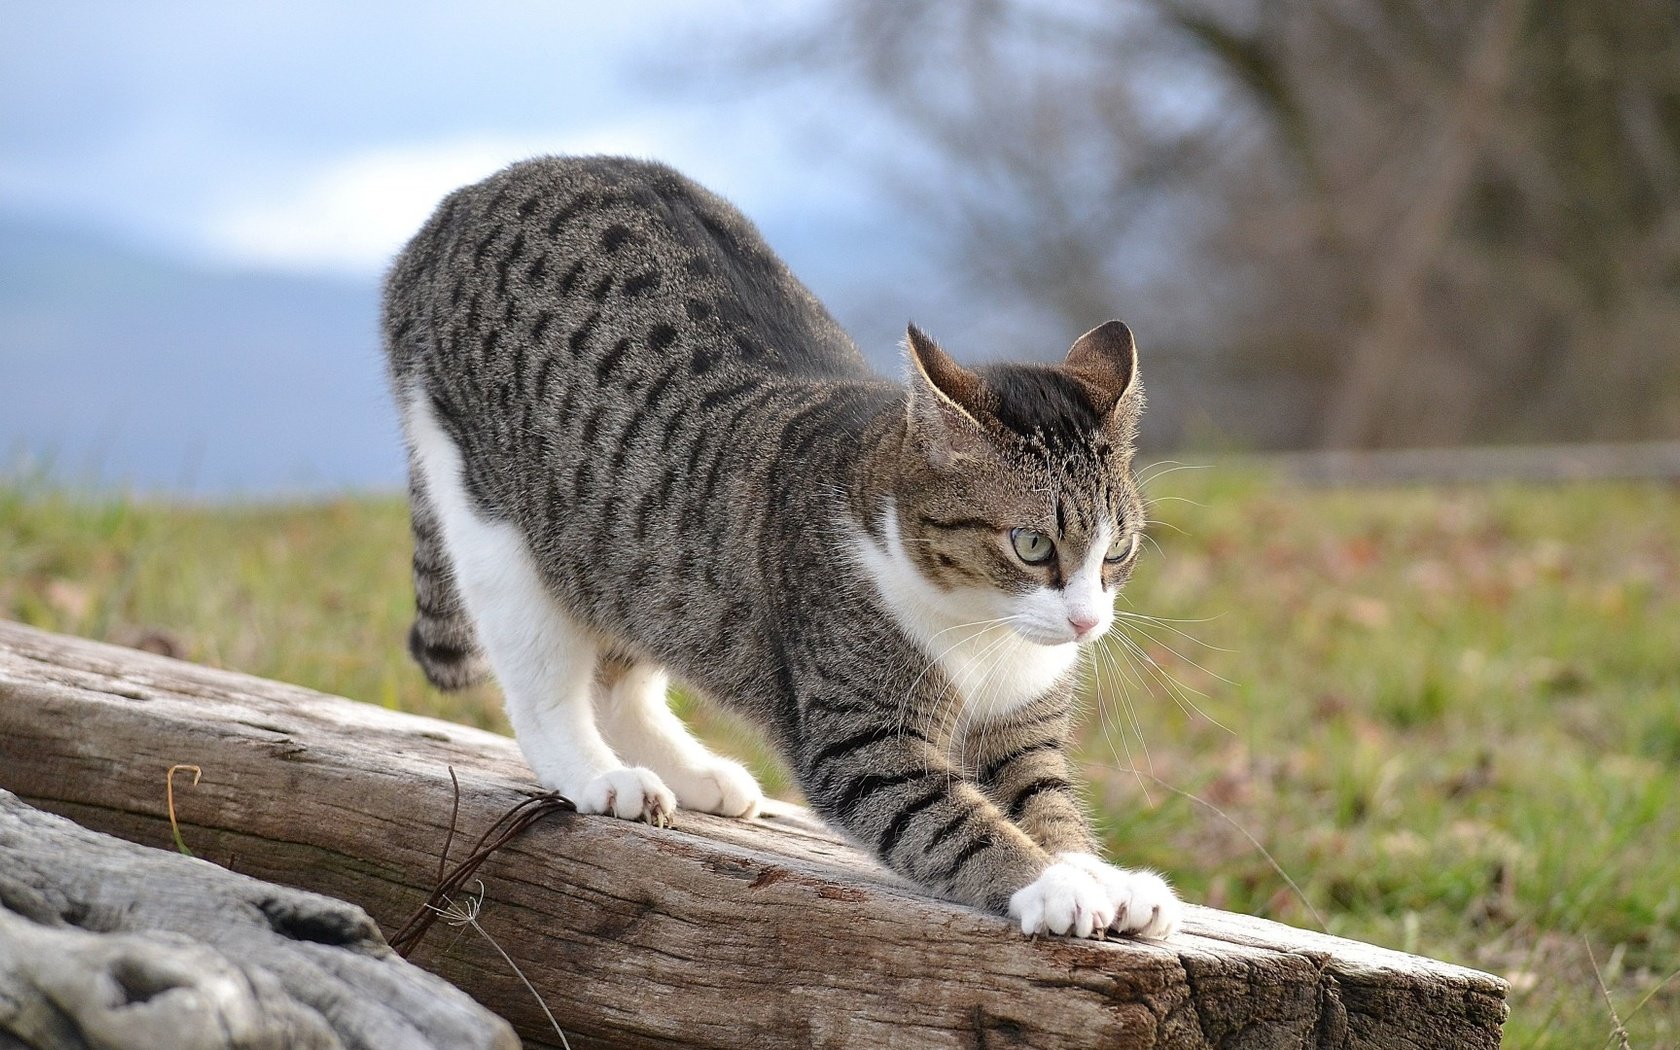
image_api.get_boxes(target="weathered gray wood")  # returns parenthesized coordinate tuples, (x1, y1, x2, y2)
(0, 620, 1508, 1049)
(0, 790, 517, 1050)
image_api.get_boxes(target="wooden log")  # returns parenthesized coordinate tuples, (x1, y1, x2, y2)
(0, 790, 518, 1050)
(0, 620, 1507, 1049)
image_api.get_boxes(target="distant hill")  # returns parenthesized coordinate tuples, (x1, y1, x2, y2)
(0, 210, 967, 498)
(0, 215, 403, 496)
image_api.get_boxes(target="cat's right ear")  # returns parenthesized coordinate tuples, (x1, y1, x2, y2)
(904, 324, 990, 468)
(1065, 320, 1139, 413)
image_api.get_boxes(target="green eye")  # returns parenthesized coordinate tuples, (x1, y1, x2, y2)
(1105, 532, 1139, 564)
(1010, 528, 1055, 565)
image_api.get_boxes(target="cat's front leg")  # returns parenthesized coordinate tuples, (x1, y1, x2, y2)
(968, 709, 1182, 939)
(795, 703, 1124, 939)
(595, 659, 763, 818)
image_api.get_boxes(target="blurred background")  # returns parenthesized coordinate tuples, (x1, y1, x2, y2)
(5, 0, 1677, 495)
(3, 3, 1678, 1047)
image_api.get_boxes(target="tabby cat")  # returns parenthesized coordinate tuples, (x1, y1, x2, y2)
(382, 155, 1181, 940)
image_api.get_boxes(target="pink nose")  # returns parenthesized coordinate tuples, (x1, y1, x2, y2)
(1068, 614, 1100, 638)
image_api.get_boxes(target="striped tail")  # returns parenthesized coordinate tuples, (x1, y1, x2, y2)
(406, 476, 488, 691)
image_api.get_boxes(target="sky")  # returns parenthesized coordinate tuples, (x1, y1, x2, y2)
(1, 2, 937, 495)
(2, 2, 889, 278)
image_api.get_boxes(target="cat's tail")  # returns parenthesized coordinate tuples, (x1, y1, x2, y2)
(406, 474, 490, 691)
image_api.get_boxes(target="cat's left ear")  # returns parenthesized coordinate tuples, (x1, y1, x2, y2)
(905, 324, 991, 467)
(1065, 320, 1140, 417)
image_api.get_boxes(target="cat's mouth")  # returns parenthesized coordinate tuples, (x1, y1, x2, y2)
(1010, 618, 1107, 648)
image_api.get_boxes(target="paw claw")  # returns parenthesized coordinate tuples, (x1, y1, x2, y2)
(1058, 853, 1183, 941)
(572, 767, 677, 825)
(1009, 860, 1113, 939)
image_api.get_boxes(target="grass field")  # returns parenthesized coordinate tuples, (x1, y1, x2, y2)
(3, 470, 1676, 1047)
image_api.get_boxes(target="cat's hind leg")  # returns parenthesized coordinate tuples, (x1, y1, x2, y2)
(404, 393, 674, 823)
(595, 658, 763, 818)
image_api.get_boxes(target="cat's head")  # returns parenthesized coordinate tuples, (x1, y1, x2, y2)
(882, 320, 1146, 648)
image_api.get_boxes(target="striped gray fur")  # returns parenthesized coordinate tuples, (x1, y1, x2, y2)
(405, 458, 488, 690)
(382, 155, 1158, 924)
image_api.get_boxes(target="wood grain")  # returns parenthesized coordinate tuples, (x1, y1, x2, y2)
(0, 620, 1507, 1049)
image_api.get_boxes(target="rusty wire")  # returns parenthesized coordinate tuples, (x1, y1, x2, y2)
(389, 766, 575, 958)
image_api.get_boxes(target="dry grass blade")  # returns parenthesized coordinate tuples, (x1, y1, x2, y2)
(1621, 964, 1680, 1028)
(165, 763, 201, 857)
(432, 881, 573, 1050)
(1126, 768, 1328, 933)
(1585, 938, 1633, 1050)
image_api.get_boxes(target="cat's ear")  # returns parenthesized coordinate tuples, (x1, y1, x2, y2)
(904, 324, 990, 467)
(1065, 320, 1140, 417)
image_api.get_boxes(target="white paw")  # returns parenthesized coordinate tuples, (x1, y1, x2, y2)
(662, 757, 763, 818)
(1008, 860, 1115, 938)
(571, 767, 676, 825)
(1057, 852, 1182, 940)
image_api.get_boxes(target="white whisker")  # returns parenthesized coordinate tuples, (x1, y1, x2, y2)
(1092, 641, 1153, 801)
(1112, 609, 1238, 653)
(1097, 638, 1154, 775)
(1112, 602, 1226, 626)
(1113, 618, 1237, 689)
(1110, 628, 1234, 736)
(1146, 496, 1208, 509)
(1137, 461, 1210, 484)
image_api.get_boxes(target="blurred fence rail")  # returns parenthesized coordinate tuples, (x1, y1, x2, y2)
(1207, 441, 1680, 486)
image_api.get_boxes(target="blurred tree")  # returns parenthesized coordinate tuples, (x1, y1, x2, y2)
(732, 0, 1680, 448)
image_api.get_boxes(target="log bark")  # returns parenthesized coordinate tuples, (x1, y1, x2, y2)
(0, 620, 1507, 1049)
(0, 790, 517, 1050)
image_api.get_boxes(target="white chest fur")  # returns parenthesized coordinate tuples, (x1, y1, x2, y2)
(847, 503, 1080, 722)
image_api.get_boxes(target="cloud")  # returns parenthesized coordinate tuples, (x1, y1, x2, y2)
(199, 129, 664, 276)
(194, 105, 888, 279)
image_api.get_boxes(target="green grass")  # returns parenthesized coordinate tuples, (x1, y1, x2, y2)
(3, 471, 1677, 1047)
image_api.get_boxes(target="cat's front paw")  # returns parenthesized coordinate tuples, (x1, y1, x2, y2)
(1008, 860, 1115, 938)
(571, 767, 677, 826)
(662, 756, 763, 818)
(1057, 852, 1182, 940)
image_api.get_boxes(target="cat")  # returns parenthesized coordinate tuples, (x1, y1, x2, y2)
(382, 155, 1181, 940)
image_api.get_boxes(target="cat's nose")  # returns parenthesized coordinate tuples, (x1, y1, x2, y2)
(1068, 613, 1100, 638)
